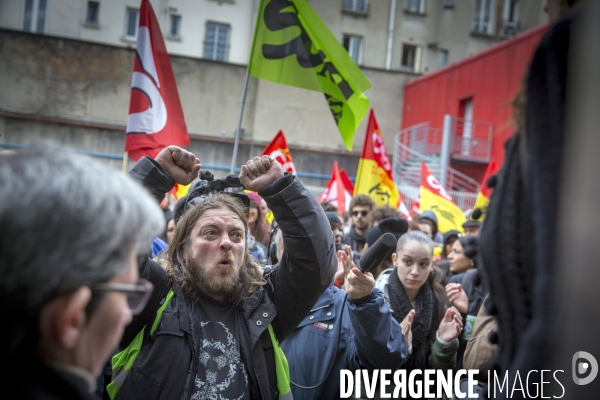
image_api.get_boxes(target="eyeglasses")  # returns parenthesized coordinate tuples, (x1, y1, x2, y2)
(91, 278, 154, 316)
(351, 210, 369, 217)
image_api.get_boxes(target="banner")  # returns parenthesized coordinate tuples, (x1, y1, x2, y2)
(124, 0, 189, 161)
(472, 159, 498, 222)
(353, 109, 399, 207)
(419, 162, 465, 233)
(318, 161, 352, 213)
(261, 130, 296, 174)
(248, 0, 371, 150)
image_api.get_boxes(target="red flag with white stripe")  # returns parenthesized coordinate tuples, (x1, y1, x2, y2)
(318, 161, 352, 213)
(124, 0, 189, 161)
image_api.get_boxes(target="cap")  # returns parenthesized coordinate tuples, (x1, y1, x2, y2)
(462, 219, 481, 228)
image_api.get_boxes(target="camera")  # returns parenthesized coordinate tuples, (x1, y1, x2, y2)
(173, 169, 250, 223)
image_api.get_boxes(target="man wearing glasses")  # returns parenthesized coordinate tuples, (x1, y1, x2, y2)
(0, 147, 164, 399)
(116, 146, 337, 399)
(342, 194, 376, 256)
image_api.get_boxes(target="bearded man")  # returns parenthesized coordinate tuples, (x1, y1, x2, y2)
(115, 146, 336, 400)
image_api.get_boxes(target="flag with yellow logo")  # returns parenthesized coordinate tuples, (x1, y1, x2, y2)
(472, 159, 498, 222)
(262, 130, 296, 174)
(248, 0, 371, 150)
(354, 109, 399, 207)
(419, 162, 465, 233)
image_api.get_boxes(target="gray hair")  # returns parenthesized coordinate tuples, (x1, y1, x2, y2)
(396, 230, 435, 255)
(0, 146, 164, 357)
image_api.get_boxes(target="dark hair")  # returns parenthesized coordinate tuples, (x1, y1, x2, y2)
(370, 205, 400, 225)
(397, 231, 446, 322)
(349, 194, 375, 212)
(164, 193, 265, 306)
(319, 201, 339, 213)
(457, 236, 479, 268)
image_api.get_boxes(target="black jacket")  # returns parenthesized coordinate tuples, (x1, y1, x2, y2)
(119, 158, 337, 399)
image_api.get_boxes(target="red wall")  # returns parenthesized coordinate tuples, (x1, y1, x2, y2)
(401, 25, 548, 183)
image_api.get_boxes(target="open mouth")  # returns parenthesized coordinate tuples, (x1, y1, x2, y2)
(218, 259, 231, 268)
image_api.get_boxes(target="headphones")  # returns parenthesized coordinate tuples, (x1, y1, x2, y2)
(267, 224, 280, 265)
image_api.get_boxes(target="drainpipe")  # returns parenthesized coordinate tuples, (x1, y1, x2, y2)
(440, 114, 453, 188)
(385, 0, 397, 70)
(436, 0, 444, 48)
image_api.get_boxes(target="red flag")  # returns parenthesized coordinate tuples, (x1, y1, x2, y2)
(339, 169, 355, 195)
(124, 0, 189, 161)
(318, 161, 352, 213)
(472, 158, 499, 221)
(262, 130, 296, 174)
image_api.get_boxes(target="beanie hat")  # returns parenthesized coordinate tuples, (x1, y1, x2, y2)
(366, 217, 409, 248)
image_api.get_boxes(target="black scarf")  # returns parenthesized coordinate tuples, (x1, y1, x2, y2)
(388, 269, 438, 371)
(347, 227, 366, 253)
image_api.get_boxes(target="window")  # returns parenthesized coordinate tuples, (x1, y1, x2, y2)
(443, 0, 454, 7)
(169, 15, 181, 38)
(124, 8, 139, 39)
(22, 0, 48, 33)
(498, 0, 521, 39)
(472, 0, 495, 35)
(86, 1, 99, 26)
(204, 22, 230, 62)
(499, 0, 520, 39)
(437, 49, 449, 68)
(343, 0, 368, 14)
(401, 44, 421, 73)
(503, 0, 520, 23)
(405, 0, 425, 14)
(343, 35, 362, 64)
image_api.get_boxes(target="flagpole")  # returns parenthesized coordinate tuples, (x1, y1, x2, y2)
(122, 151, 128, 173)
(230, 70, 251, 175)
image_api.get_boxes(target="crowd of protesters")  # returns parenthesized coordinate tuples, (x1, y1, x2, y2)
(0, 0, 594, 399)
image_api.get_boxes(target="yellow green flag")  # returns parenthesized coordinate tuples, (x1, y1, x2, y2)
(248, 0, 371, 150)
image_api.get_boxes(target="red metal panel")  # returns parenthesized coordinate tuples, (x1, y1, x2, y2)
(400, 25, 548, 182)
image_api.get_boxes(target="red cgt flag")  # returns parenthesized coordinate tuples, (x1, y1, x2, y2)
(124, 0, 189, 161)
(318, 161, 353, 213)
(262, 130, 296, 174)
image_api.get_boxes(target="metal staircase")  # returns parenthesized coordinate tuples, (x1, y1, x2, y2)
(393, 126, 481, 211)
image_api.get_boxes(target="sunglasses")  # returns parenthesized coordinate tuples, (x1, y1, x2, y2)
(351, 210, 369, 217)
(91, 278, 154, 316)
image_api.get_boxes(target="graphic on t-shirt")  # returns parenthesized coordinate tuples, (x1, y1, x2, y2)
(192, 321, 249, 400)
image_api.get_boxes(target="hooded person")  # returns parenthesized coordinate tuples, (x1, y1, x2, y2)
(418, 210, 444, 244)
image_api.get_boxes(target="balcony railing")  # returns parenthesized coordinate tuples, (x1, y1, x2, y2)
(499, 20, 520, 40)
(342, 0, 369, 14)
(450, 117, 493, 163)
(398, 117, 493, 164)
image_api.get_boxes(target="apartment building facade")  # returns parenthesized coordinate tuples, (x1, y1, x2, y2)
(0, 0, 546, 187)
